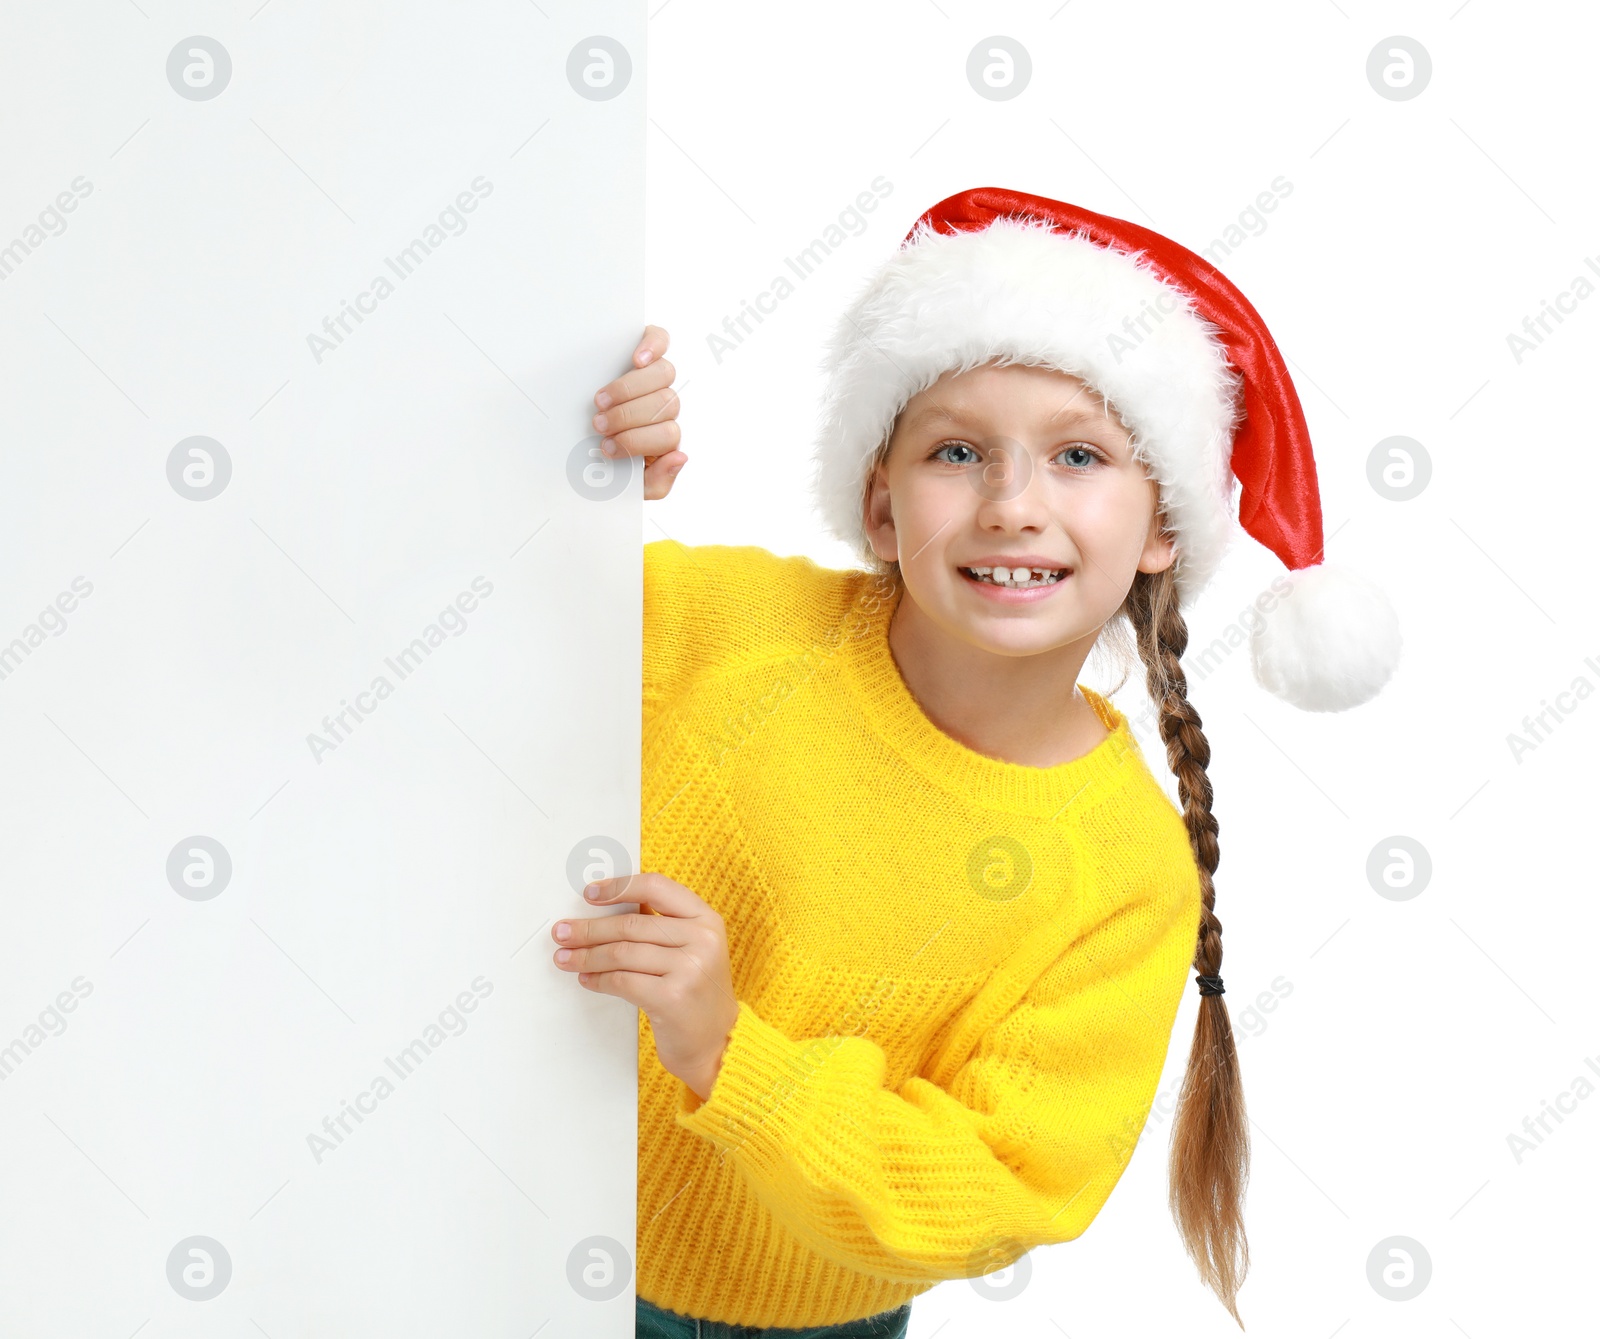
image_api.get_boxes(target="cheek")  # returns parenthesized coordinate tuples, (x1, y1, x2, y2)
(894, 473, 970, 532)
(1064, 481, 1153, 553)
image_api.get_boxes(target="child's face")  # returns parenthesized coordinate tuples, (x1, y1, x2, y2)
(864, 361, 1176, 658)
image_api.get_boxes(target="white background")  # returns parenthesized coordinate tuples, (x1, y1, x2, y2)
(643, 2, 1598, 1334)
(0, 3, 643, 1334)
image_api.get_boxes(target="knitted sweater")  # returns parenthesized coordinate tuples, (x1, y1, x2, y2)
(637, 540, 1202, 1329)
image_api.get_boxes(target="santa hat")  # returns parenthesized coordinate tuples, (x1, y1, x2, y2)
(810, 186, 1401, 712)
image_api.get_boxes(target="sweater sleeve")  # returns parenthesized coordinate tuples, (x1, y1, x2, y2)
(672, 879, 1196, 1283)
(643, 539, 792, 726)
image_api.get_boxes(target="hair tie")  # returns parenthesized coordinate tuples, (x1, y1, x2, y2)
(1195, 975, 1225, 997)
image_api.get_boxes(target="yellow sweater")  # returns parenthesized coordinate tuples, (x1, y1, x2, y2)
(637, 540, 1202, 1328)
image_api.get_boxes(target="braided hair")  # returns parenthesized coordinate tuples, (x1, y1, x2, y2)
(1105, 562, 1250, 1327)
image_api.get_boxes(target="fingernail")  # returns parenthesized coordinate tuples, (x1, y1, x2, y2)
(555, 948, 572, 963)
(583, 883, 603, 900)
(593, 412, 608, 432)
(554, 921, 571, 941)
(638, 350, 653, 365)
(600, 438, 617, 457)
(595, 390, 613, 409)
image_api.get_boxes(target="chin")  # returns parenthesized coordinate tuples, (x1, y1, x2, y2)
(950, 613, 1082, 658)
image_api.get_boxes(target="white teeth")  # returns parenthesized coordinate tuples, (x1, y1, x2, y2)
(963, 565, 1064, 589)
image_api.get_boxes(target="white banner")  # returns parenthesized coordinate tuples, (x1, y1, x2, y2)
(0, 4, 643, 1334)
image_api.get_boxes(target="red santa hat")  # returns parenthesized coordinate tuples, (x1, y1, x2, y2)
(811, 186, 1402, 712)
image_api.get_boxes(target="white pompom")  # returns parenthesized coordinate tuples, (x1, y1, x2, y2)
(1249, 563, 1402, 712)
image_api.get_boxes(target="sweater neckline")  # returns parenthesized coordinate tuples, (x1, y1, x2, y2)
(839, 574, 1138, 818)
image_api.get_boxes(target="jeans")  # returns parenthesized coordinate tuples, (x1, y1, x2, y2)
(637, 1293, 913, 1338)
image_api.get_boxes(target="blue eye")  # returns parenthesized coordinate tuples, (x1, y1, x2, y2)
(930, 440, 1103, 469)
(931, 441, 981, 465)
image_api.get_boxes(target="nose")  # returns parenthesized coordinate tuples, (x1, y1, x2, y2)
(972, 440, 1049, 531)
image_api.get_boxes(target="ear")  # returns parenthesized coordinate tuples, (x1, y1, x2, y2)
(1136, 504, 1178, 575)
(862, 455, 899, 564)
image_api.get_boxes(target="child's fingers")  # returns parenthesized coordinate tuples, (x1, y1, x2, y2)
(583, 872, 713, 921)
(554, 941, 679, 977)
(574, 967, 677, 1010)
(601, 419, 680, 460)
(594, 384, 678, 442)
(643, 452, 687, 501)
(634, 324, 670, 367)
(594, 354, 675, 412)
(552, 905, 696, 950)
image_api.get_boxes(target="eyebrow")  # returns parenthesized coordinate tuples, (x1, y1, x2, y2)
(907, 401, 1113, 430)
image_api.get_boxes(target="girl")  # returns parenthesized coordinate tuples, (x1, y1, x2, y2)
(555, 188, 1402, 1336)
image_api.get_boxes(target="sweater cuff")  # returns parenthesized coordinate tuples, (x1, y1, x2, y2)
(675, 999, 826, 1156)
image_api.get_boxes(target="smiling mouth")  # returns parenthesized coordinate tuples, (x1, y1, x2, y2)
(959, 565, 1069, 589)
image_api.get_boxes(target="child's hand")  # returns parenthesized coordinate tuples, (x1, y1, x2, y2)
(552, 872, 739, 1101)
(593, 325, 686, 501)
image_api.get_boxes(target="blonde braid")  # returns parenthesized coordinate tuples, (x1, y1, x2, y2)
(1123, 564, 1251, 1329)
